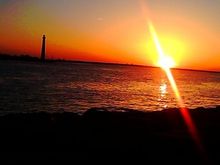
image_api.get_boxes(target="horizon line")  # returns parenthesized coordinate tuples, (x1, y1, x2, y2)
(0, 53, 220, 73)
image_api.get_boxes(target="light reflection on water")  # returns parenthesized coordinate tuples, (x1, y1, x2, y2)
(158, 81, 168, 109)
(0, 60, 220, 114)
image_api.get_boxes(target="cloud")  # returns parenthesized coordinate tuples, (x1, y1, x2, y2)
(97, 17, 104, 21)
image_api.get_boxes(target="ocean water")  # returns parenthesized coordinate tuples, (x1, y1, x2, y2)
(0, 60, 220, 114)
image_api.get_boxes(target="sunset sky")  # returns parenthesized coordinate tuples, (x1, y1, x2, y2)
(0, 0, 220, 71)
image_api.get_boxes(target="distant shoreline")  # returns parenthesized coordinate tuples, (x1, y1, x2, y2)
(0, 53, 219, 73)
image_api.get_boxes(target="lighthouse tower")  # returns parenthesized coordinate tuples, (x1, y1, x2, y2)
(41, 35, 46, 61)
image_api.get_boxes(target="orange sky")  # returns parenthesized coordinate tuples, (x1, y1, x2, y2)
(0, 0, 220, 71)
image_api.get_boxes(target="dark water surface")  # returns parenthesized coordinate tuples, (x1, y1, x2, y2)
(0, 60, 220, 114)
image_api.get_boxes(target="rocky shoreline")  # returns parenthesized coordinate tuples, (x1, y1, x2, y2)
(1, 107, 220, 164)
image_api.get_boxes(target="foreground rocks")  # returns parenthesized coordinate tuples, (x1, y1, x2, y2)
(1, 107, 220, 164)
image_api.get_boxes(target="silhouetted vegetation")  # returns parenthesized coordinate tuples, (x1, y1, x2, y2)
(0, 54, 39, 61)
(0, 54, 68, 63)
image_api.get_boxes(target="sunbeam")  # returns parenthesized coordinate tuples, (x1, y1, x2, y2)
(148, 21, 204, 152)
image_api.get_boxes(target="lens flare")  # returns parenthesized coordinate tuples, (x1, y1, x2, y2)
(148, 21, 204, 151)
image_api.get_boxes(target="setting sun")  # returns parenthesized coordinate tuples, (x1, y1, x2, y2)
(158, 55, 176, 69)
(146, 34, 185, 69)
(147, 22, 177, 70)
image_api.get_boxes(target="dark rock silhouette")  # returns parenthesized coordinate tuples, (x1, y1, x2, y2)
(1, 107, 220, 164)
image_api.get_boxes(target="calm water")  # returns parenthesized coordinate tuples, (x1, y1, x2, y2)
(0, 60, 220, 115)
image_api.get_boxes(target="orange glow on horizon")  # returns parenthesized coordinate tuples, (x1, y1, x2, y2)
(0, 1, 220, 71)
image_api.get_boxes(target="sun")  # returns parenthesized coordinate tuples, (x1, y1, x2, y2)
(147, 22, 177, 70)
(158, 55, 176, 69)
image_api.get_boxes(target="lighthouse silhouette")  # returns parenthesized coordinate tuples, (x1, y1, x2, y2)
(41, 35, 46, 61)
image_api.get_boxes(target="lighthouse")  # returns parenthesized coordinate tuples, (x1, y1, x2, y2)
(41, 35, 46, 61)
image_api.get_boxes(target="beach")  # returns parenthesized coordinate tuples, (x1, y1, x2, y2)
(1, 107, 220, 164)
